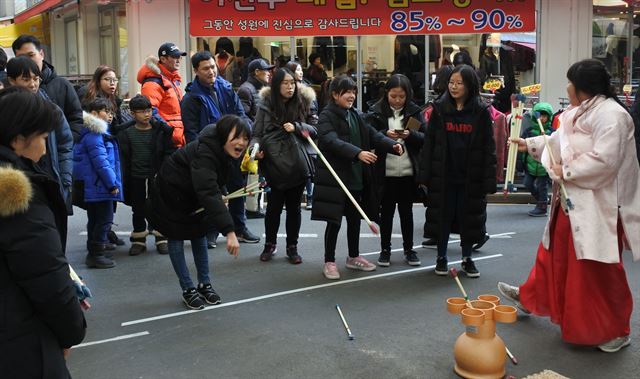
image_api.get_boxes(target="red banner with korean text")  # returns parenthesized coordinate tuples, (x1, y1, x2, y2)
(189, 0, 535, 37)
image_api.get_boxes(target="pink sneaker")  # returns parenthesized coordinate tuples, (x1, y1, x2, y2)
(346, 256, 377, 272)
(323, 262, 340, 280)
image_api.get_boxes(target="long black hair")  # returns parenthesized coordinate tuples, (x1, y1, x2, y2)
(432, 65, 454, 97)
(0, 86, 56, 148)
(440, 64, 481, 113)
(270, 68, 307, 123)
(379, 73, 413, 117)
(566, 59, 627, 109)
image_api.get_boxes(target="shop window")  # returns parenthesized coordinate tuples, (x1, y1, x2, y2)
(593, 1, 639, 97)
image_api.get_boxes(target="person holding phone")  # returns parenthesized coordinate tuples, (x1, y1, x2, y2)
(365, 74, 426, 267)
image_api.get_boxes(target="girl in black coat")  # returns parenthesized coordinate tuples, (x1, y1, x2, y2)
(252, 68, 318, 264)
(418, 64, 496, 278)
(0, 87, 86, 378)
(311, 75, 404, 280)
(365, 74, 426, 267)
(148, 115, 249, 310)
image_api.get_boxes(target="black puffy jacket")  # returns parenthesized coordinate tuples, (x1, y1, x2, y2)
(0, 147, 86, 379)
(147, 125, 235, 240)
(115, 119, 176, 206)
(40, 61, 84, 143)
(311, 103, 398, 225)
(418, 97, 497, 244)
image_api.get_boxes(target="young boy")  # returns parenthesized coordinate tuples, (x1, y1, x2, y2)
(522, 102, 554, 217)
(311, 75, 404, 280)
(73, 97, 123, 268)
(116, 94, 175, 255)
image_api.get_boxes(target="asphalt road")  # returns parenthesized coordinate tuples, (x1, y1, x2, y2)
(65, 204, 640, 379)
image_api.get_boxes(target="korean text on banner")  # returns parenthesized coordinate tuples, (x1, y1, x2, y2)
(189, 0, 536, 37)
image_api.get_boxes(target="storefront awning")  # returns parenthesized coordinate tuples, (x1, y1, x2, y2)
(0, 15, 46, 48)
(15, 0, 62, 24)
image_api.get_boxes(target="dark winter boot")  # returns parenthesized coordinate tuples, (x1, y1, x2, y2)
(528, 201, 548, 217)
(107, 229, 126, 246)
(129, 231, 148, 256)
(286, 245, 302, 264)
(152, 230, 169, 255)
(86, 242, 116, 269)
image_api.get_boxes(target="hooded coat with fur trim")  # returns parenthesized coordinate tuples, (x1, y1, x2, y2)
(251, 85, 318, 190)
(73, 112, 123, 203)
(0, 146, 86, 379)
(137, 56, 185, 147)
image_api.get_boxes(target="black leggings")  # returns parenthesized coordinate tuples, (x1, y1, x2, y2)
(324, 191, 362, 262)
(264, 184, 305, 246)
(380, 176, 414, 251)
(437, 186, 472, 259)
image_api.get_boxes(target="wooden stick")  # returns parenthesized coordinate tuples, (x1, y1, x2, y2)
(223, 189, 267, 201)
(335, 304, 355, 340)
(226, 180, 262, 198)
(301, 130, 379, 234)
(504, 102, 523, 193)
(535, 118, 574, 210)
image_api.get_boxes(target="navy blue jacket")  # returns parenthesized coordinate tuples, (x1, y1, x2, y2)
(181, 76, 250, 143)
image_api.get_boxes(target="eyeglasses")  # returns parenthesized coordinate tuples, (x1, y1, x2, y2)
(448, 81, 465, 87)
(20, 75, 40, 84)
(102, 78, 119, 84)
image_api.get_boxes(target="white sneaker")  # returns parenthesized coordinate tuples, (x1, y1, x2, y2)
(598, 336, 631, 353)
(346, 256, 376, 272)
(497, 281, 531, 314)
(323, 262, 340, 280)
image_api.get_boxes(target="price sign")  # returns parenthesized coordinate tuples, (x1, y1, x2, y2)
(483, 79, 503, 92)
(521, 84, 541, 95)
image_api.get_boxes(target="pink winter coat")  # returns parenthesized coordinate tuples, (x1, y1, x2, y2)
(525, 96, 640, 264)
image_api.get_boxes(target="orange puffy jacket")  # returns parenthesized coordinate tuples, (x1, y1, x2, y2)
(137, 56, 185, 147)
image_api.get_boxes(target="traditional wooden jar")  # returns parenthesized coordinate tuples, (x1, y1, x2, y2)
(446, 296, 517, 379)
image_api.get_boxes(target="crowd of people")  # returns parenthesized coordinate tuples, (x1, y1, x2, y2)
(1, 33, 639, 377)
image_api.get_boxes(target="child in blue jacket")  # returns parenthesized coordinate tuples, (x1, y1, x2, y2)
(73, 97, 123, 269)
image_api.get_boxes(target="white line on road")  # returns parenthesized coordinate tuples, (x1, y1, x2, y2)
(121, 254, 503, 327)
(72, 331, 150, 348)
(261, 233, 319, 238)
(360, 232, 515, 256)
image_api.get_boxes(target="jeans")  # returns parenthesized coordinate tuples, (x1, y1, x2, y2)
(380, 176, 414, 251)
(209, 159, 247, 242)
(524, 172, 550, 203)
(86, 201, 114, 244)
(168, 237, 210, 290)
(264, 184, 305, 245)
(437, 186, 472, 259)
(324, 192, 362, 262)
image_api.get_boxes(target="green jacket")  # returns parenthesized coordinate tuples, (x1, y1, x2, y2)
(522, 102, 554, 177)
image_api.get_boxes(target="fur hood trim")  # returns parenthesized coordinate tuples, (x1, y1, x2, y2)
(82, 111, 109, 134)
(145, 56, 162, 76)
(258, 83, 316, 105)
(0, 166, 32, 217)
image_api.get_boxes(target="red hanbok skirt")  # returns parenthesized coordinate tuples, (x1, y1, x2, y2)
(519, 208, 633, 345)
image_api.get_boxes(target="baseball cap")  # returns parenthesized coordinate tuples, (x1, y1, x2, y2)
(158, 42, 187, 58)
(248, 58, 275, 73)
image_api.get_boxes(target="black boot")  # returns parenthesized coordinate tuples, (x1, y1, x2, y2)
(86, 242, 116, 269)
(108, 229, 126, 246)
(286, 245, 302, 264)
